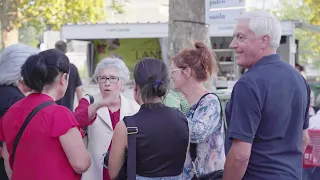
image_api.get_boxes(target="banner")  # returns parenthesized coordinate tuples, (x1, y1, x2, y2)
(93, 38, 162, 75)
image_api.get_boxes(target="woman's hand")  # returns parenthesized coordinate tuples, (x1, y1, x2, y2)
(98, 92, 119, 108)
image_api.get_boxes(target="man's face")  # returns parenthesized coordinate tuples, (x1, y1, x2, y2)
(229, 20, 265, 68)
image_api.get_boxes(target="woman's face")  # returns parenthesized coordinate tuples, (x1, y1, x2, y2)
(97, 67, 123, 99)
(170, 62, 187, 91)
(54, 73, 69, 101)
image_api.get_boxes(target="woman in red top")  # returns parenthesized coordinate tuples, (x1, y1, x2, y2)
(0, 49, 91, 180)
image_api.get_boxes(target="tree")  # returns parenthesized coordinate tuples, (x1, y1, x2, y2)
(168, 0, 214, 90)
(265, 0, 320, 68)
(0, 0, 110, 48)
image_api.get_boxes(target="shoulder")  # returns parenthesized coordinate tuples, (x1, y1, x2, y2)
(50, 105, 75, 119)
(165, 105, 187, 119)
(69, 63, 78, 71)
(0, 86, 24, 104)
(198, 93, 220, 108)
(121, 95, 140, 112)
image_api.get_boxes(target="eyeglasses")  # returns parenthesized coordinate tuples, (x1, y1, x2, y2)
(171, 68, 183, 75)
(97, 76, 120, 83)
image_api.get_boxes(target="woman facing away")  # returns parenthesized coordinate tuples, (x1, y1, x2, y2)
(74, 56, 140, 180)
(108, 57, 189, 180)
(0, 49, 91, 180)
(0, 44, 39, 180)
(171, 42, 226, 179)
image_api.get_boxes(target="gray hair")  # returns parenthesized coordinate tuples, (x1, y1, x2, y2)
(0, 44, 39, 86)
(236, 11, 282, 48)
(93, 56, 130, 82)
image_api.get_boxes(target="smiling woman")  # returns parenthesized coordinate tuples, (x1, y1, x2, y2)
(74, 56, 140, 180)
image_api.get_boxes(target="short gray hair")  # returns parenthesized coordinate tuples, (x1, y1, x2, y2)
(236, 11, 282, 48)
(93, 56, 130, 82)
(0, 44, 39, 86)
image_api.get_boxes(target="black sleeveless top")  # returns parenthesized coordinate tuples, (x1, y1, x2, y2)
(129, 103, 189, 177)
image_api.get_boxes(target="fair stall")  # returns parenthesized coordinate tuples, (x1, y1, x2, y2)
(61, 20, 296, 83)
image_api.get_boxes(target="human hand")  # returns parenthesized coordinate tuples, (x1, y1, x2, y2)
(98, 93, 119, 108)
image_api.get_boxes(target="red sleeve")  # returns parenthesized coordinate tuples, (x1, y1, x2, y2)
(0, 117, 6, 142)
(74, 98, 97, 128)
(51, 106, 84, 138)
(0, 117, 4, 141)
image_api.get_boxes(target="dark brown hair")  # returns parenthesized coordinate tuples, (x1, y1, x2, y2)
(134, 57, 169, 103)
(172, 41, 218, 81)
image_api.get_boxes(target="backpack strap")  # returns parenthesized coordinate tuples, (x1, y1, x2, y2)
(123, 117, 138, 180)
(11, 101, 54, 166)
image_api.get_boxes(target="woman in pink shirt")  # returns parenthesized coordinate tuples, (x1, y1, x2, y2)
(0, 49, 91, 180)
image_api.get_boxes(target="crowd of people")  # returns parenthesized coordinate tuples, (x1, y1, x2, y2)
(0, 10, 313, 180)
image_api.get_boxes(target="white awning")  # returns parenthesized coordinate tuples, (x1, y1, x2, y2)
(61, 20, 295, 40)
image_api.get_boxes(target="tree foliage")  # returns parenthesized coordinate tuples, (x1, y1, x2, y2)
(266, 0, 320, 68)
(305, 0, 320, 25)
(17, 0, 107, 30)
(0, 0, 124, 48)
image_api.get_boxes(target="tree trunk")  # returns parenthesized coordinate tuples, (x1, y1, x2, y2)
(1, 28, 19, 48)
(167, 0, 213, 90)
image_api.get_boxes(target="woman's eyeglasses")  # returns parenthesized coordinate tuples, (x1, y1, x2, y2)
(97, 76, 120, 83)
(171, 68, 183, 76)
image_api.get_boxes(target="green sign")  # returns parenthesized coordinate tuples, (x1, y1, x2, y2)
(94, 38, 162, 76)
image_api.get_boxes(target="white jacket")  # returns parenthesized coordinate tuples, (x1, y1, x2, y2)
(81, 94, 140, 180)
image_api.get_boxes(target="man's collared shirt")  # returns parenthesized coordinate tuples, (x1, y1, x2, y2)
(225, 54, 310, 180)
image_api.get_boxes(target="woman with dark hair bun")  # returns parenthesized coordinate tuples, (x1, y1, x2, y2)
(0, 49, 90, 180)
(108, 57, 189, 180)
(171, 41, 225, 179)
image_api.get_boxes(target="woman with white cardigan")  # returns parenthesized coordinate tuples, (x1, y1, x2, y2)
(74, 57, 139, 180)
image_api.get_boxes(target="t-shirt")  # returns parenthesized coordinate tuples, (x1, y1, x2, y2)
(0, 93, 83, 180)
(225, 54, 310, 180)
(56, 63, 82, 111)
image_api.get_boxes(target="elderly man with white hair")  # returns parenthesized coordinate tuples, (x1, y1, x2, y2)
(224, 11, 310, 180)
(74, 56, 139, 180)
(0, 44, 39, 180)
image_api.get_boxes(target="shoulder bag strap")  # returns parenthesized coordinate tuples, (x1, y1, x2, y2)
(123, 117, 138, 180)
(11, 101, 54, 166)
(189, 93, 225, 173)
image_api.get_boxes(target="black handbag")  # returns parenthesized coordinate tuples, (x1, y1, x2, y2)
(103, 116, 138, 180)
(190, 93, 225, 180)
(103, 151, 127, 180)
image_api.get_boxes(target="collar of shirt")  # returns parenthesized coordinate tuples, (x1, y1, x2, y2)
(250, 54, 281, 70)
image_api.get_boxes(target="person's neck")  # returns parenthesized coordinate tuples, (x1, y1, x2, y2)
(142, 97, 162, 105)
(262, 48, 276, 58)
(108, 96, 121, 112)
(180, 82, 209, 105)
(250, 48, 277, 68)
(17, 83, 26, 94)
(41, 88, 59, 101)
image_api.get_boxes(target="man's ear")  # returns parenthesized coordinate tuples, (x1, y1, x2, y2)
(261, 35, 270, 49)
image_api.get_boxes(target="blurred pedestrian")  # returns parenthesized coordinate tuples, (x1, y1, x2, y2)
(55, 40, 83, 111)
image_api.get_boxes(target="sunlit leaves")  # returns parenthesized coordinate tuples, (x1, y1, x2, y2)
(1, 0, 124, 32)
(266, 0, 320, 67)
